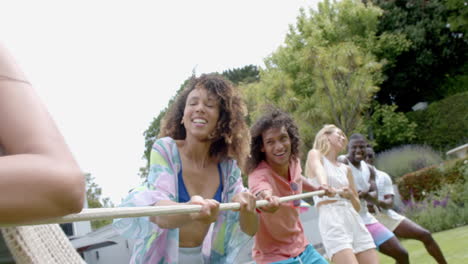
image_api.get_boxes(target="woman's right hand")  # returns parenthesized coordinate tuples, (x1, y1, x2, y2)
(318, 184, 336, 197)
(189, 195, 220, 224)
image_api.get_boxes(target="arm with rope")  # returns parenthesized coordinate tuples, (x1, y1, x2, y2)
(0, 190, 328, 227)
(304, 149, 337, 197)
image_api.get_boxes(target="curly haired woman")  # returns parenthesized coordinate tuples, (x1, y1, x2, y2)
(114, 74, 258, 264)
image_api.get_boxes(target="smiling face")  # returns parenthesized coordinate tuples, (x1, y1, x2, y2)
(327, 129, 347, 152)
(182, 86, 220, 141)
(348, 138, 368, 163)
(261, 126, 291, 172)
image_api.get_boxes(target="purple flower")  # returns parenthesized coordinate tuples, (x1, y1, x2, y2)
(440, 196, 449, 208)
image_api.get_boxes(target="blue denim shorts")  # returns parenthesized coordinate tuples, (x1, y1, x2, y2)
(270, 244, 327, 264)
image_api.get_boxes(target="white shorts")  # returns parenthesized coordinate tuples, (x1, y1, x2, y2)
(374, 211, 406, 232)
(318, 201, 376, 260)
(179, 246, 204, 264)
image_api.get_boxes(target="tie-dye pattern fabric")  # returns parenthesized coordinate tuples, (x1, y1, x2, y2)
(113, 137, 251, 264)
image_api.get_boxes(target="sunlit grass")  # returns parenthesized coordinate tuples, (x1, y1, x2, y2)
(378, 225, 468, 264)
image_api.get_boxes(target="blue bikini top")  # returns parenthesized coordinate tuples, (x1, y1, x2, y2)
(178, 163, 223, 203)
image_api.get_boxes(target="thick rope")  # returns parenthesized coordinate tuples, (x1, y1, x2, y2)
(2, 224, 86, 264)
(0, 190, 327, 227)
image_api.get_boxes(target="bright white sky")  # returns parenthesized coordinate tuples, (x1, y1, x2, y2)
(1, 0, 319, 204)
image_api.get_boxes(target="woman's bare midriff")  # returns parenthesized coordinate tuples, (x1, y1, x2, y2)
(317, 199, 339, 208)
(179, 220, 212, 247)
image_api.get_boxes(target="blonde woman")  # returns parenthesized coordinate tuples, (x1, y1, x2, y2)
(305, 125, 378, 264)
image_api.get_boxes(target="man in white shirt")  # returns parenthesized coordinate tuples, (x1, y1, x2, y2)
(366, 146, 447, 264)
(341, 134, 409, 264)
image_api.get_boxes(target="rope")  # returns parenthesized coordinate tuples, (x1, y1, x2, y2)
(2, 224, 86, 264)
(0, 190, 327, 227)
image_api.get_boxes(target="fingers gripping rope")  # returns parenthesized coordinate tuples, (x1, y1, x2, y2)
(0, 190, 330, 227)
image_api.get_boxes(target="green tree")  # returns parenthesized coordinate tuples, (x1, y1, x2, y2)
(85, 173, 114, 230)
(222, 65, 261, 126)
(406, 91, 468, 151)
(222, 65, 259, 85)
(244, 0, 407, 151)
(364, 103, 417, 151)
(140, 80, 187, 179)
(371, 0, 468, 110)
(441, 0, 468, 98)
(446, 0, 468, 35)
(303, 42, 383, 135)
(239, 68, 295, 126)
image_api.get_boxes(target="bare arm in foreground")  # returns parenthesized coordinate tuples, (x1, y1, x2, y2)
(0, 44, 84, 223)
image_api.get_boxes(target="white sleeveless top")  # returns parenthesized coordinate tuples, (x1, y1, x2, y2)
(348, 161, 377, 224)
(312, 156, 349, 205)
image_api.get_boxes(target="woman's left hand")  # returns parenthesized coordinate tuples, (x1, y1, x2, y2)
(231, 191, 257, 213)
(233, 191, 259, 236)
(339, 187, 354, 200)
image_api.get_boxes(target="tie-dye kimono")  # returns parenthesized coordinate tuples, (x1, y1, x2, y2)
(113, 137, 251, 264)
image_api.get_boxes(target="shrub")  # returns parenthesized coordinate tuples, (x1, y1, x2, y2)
(401, 177, 468, 232)
(364, 103, 417, 152)
(402, 197, 468, 232)
(406, 91, 468, 151)
(397, 157, 468, 202)
(375, 144, 443, 180)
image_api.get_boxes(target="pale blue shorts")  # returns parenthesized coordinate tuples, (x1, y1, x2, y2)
(270, 244, 327, 264)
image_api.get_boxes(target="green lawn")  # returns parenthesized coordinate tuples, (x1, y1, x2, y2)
(378, 225, 468, 264)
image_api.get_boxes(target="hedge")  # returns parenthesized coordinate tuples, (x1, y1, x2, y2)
(397, 157, 467, 202)
(406, 91, 468, 152)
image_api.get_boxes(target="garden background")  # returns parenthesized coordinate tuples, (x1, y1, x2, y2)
(85, 0, 467, 262)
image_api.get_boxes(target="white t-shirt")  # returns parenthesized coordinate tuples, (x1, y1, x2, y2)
(375, 169, 404, 221)
(376, 169, 394, 200)
(349, 160, 377, 225)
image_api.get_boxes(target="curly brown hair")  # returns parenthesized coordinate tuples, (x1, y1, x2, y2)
(246, 107, 301, 174)
(159, 73, 250, 170)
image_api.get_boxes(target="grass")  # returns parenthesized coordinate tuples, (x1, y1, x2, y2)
(245, 225, 468, 263)
(378, 225, 468, 264)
